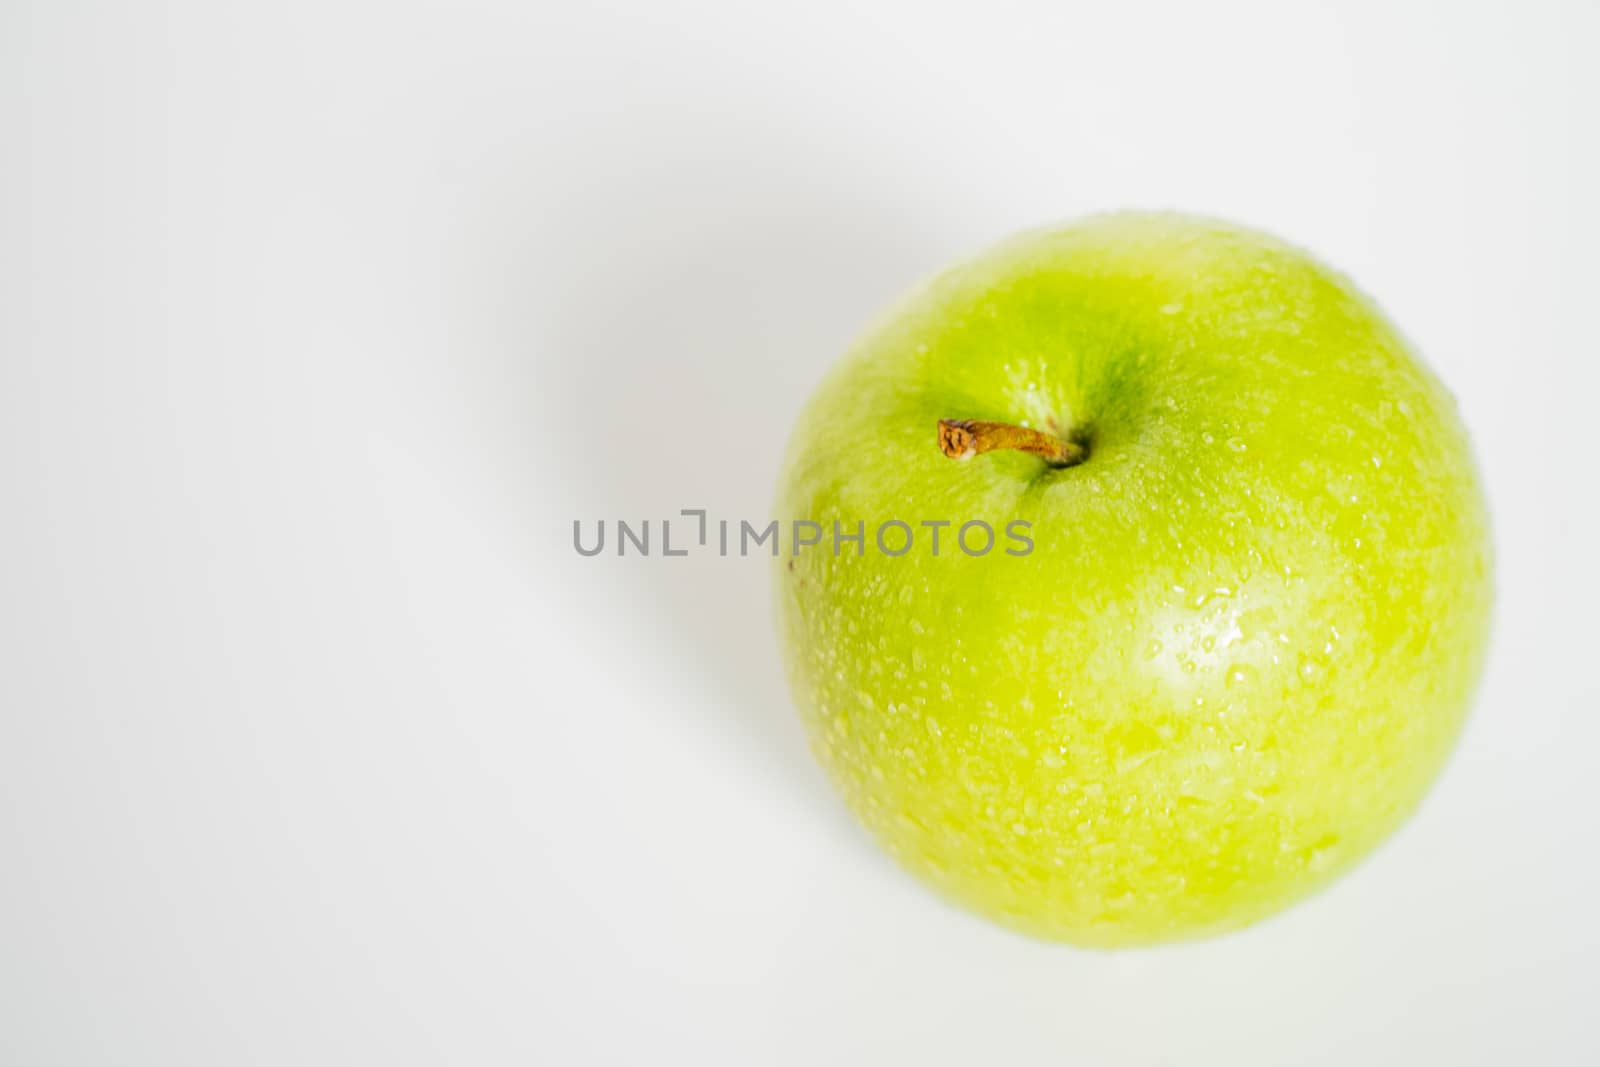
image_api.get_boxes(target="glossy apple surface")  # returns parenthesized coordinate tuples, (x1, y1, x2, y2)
(774, 213, 1492, 946)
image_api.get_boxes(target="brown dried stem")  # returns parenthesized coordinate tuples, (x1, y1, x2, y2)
(937, 419, 1086, 468)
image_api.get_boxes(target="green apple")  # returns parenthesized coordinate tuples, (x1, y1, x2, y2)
(774, 213, 1491, 947)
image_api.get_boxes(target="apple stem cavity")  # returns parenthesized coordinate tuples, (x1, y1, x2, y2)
(937, 419, 1087, 468)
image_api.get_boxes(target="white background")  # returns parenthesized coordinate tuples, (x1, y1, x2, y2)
(4, 1, 1597, 1063)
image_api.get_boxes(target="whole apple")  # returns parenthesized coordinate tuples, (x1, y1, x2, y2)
(773, 213, 1491, 946)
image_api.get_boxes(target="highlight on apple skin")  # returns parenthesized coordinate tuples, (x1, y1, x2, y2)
(773, 212, 1492, 947)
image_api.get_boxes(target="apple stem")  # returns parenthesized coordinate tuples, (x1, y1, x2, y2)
(937, 419, 1087, 468)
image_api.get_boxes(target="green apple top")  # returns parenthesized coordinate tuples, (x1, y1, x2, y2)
(773, 212, 1492, 947)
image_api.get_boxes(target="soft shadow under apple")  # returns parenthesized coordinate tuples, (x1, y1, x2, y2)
(450, 111, 952, 834)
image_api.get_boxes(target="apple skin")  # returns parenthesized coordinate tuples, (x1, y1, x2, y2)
(774, 213, 1492, 947)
